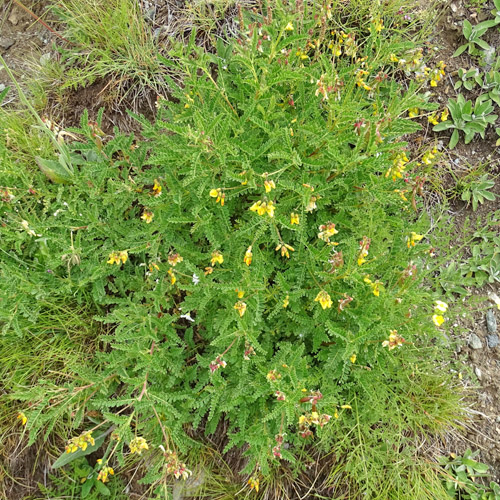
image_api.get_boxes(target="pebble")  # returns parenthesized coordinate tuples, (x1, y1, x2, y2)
(486, 310, 497, 334)
(469, 333, 483, 350)
(0, 37, 15, 50)
(475, 367, 482, 380)
(487, 334, 500, 348)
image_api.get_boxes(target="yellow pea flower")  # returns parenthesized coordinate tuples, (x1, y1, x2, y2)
(141, 210, 154, 224)
(211, 251, 223, 266)
(315, 290, 332, 310)
(290, 213, 300, 225)
(243, 247, 253, 266)
(234, 301, 247, 317)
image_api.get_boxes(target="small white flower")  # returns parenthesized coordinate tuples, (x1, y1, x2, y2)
(192, 273, 200, 285)
(434, 300, 448, 313)
(180, 313, 194, 322)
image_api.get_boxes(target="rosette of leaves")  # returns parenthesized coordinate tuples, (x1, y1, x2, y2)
(433, 95, 498, 148)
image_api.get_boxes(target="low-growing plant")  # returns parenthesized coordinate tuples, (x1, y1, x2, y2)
(454, 68, 483, 91)
(452, 19, 497, 58)
(461, 173, 497, 211)
(440, 449, 500, 500)
(433, 95, 498, 148)
(1, 1, 465, 498)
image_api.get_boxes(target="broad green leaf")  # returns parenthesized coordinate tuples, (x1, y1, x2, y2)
(35, 157, 74, 184)
(449, 129, 460, 149)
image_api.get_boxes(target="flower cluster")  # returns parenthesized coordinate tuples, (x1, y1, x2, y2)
(357, 236, 371, 266)
(129, 436, 149, 455)
(152, 179, 162, 197)
(107, 250, 128, 266)
(164, 450, 192, 480)
(298, 411, 332, 438)
(385, 152, 409, 181)
(406, 231, 424, 248)
(65, 432, 95, 453)
(210, 251, 224, 266)
(382, 330, 405, 350)
(209, 355, 227, 373)
(243, 246, 253, 266)
(290, 213, 300, 225)
(234, 300, 247, 317)
(249, 199, 275, 217)
(141, 210, 154, 223)
(317, 222, 338, 244)
(275, 242, 294, 258)
(315, 290, 333, 310)
(209, 188, 225, 206)
(272, 433, 286, 458)
(96, 460, 114, 483)
(168, 253, 183, 266)
(364, 276, 383, 297)
(432, 300, 448, 327)
(248, 476, 260, 492)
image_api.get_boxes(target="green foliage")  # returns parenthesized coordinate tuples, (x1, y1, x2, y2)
(454, 68, 483, 91)
(433, 95, 498, 148)
(440, 450, 500, 500)
(436, 214, 500, 295)
(37, 458, 127, 499)
(452, 19, 497, 58)
(0, 1, 465, 498)
(461, 173, 497, 211)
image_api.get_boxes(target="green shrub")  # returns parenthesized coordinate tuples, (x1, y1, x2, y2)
(1, 1, 463, 497)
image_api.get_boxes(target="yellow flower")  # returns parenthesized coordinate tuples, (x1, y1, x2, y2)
(244, 247, 253, 266)
(427, 114, 439, 126)
(168, 269, 176, 285)
(65, 432, 95, 454)
(264, 179, 276, 193)
(17, 412, 27, 426)
(107, 250, 128, 266)
(340, 404, 352, 409)
(209, 188, 225, 206)
(97, 462, 114, 483)
(382, 330, 405, 350)
(234, 301, 247, 317)
(129, 436, 149, 455)
(350, 354, 356, 364)
(249, 200, 275, 218)
(371, 18, 383, 32)
(317, 222, 338, 243)
(334, 410, 339, 419)
(275, 243, 294, 258)
(290, 213, 300, 225)
(204, 266, 213, 275)
(168, 253, 183, 266)
(211, 251, 223, 266)
(152, 180, 162, 197)
(283, 295, 290, 308)
(285, 21, 294, 31)
(432, 314, 445, 327)
(236, 289, 245, 299)
(407, 232, 424, 248)
(441, 109, 449, 121)
(305, 196, 318, 212)
(390, 53, 399, 62)
(248, 477, 260, 493)
(315, 290, 332, 310)
(141, 210, 154, 224)
(408, 107, 419, 118)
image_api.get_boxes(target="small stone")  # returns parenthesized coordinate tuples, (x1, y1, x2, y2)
(475, 367, 482, 379)
(487, 334, 499, 348)
(469, 333, 483, 350)
(8, 10, 19, 25)
(0, 38, 15, 50)
(486, 310, 497, 334)
(0, 84, 5, 92)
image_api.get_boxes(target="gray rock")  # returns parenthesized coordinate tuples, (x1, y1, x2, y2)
(487, 334, 499, 348)
(0, 38, 15, 50)
(486, 310, 497, 334)
(469, 333, 483, 350)
(475, 366, 482, 380)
